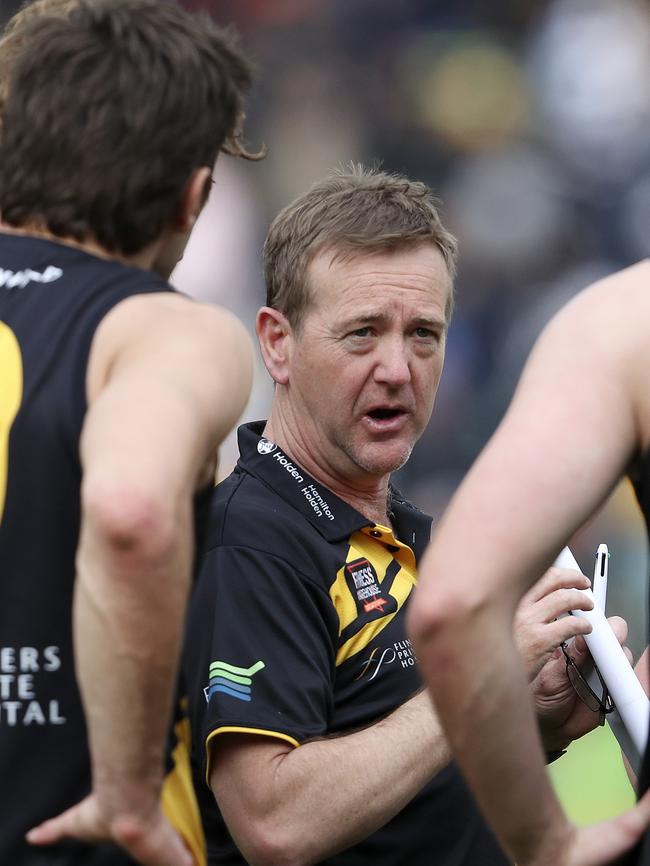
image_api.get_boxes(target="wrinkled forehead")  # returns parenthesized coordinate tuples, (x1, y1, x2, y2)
(304, 242, 453, 320)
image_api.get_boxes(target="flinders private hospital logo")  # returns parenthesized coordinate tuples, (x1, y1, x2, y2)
(356, 640, 416, 681)
(204, 659, 265, 703)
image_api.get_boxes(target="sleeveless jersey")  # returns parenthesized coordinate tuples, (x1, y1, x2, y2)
(0, 233, 209, 865)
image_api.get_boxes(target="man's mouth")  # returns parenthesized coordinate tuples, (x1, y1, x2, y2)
(366, 408, 404, 421)
(362, 406, 410, 433)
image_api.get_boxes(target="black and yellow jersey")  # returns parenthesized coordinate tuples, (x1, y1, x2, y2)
(0, 232, 207, 866)
(183, 421, 508, 866)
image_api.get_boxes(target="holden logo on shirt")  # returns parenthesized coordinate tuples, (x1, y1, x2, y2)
(257, 438, 277, 455)
(344, 558, 389, 615)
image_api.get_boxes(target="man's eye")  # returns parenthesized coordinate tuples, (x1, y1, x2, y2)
(414, 327, 435, 339)
(350, 327, 372, 338)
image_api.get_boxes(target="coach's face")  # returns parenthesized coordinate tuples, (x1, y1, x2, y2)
(288, 243, 450, 483)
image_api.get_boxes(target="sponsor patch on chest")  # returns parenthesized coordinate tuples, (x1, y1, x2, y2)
(344, 558, 390, 615)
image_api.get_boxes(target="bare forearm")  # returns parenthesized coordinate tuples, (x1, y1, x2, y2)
(74, 496, 193, 819)
(215, 691, 449, 866)
(411, 606, 572, 866)
(278, 693, 447, 856)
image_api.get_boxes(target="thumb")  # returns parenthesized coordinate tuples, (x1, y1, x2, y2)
(26, 801, 93, 846)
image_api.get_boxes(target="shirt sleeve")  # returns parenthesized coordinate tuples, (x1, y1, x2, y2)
(183, 543, 338, 781)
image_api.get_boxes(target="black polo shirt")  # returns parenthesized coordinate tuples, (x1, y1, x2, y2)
(184, 421, 507, 865)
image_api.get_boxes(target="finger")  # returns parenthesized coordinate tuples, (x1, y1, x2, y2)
(525, 568, 590, 605)
(624, 647, 633, 665)
(636, 646, 650, 673)
(26, 820, 62, 846)
(534, 589, 594, 624)
(541, 616, 592, 650)
(573, 633, 588, 655)
(606, 615, 628, 646)
(635, 646, 650, 696)
(573, 617, 629, 658)
(26, 803, 96, 846)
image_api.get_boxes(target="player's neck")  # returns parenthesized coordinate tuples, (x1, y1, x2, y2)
(0, 222, 155, 271)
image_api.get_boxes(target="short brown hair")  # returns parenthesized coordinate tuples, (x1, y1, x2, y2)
(263, 165, 458, 328)
(0, 0, 257, 254)
(1, 0, 76, 37)
(0, 0, 77, 114)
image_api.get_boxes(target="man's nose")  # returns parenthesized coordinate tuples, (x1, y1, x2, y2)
(373, 339, 411, 386)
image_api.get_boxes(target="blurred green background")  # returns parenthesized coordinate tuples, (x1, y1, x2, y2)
(551, 726, 636, 824)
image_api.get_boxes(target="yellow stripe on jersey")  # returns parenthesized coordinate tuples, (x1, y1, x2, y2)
(336, 608, 397, 665)
(328, 569, 360, 636)
(332, 527, 418, 666)
(161, 713, 207, 866)
(0, 323, 23, 525)
(204, 726, 300, 784)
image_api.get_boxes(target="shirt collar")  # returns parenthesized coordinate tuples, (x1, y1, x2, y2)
(388, 487, 433, 561)
(236, 422, 432, 552)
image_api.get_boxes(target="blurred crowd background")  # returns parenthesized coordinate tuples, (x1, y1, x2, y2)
(2, 0, 649, 825)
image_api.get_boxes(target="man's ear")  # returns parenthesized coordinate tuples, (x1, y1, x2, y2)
(256, 306, 292, 386)
(176, 166, 213, 231)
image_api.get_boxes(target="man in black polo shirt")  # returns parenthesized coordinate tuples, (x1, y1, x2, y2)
(183, 167, 626, 865)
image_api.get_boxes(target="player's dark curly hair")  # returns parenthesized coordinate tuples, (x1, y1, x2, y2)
(0, 0, 261, 254)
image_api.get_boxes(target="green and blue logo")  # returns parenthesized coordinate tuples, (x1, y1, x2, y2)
(206, 659, 265, 703)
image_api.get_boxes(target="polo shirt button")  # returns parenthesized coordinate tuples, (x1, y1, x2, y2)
(370, 530, 382, 538)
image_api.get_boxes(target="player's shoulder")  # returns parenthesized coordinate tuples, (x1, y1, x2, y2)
(566, 260, 650, 315)
(208, 468, 320, 559)
(541, 260, 650, 348)
(90, 289, 251, 388)
(593, 259, 650, 291)
(105, 290, 245, 341)
(215, 468, 312, 538)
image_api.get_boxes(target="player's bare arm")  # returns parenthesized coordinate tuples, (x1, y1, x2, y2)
(408, 261, 650, 866)
(28, 294, 253, 863)
(210, 690, 447, 866)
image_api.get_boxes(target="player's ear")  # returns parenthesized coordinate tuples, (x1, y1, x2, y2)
(176, 166, 212, 232)
(256, 306, 292, 386)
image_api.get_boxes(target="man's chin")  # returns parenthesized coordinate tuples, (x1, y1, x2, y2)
(352, 444, 413, 478)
